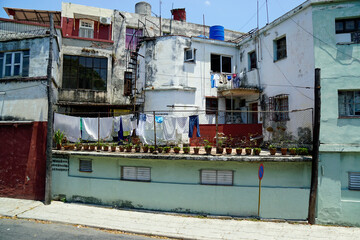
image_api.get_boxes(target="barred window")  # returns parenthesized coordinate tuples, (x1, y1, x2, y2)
(0, 50, 30, 78)
(338, 90, 360, 117)
(206, 97, 218, 115)
(269, 94, 289, 122)
(79, 159, 92, 172)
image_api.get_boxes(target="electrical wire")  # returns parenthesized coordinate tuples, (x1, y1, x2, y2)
(238, 0, 267, 31)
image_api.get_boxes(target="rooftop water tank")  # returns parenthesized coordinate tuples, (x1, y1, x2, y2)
(135, 2, 151, 16)
(210, 25, 224, 41)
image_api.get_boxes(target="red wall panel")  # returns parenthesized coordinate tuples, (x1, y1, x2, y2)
(0, 122, 47, 200)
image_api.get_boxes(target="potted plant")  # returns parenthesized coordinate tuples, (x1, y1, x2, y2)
(103, 143, 109, 151)
(297, 148, 308, 155)
(89, 143, 96, 151)
(111, 142, 117, 152)
(54, 130, 64, 150)
(135, 144, 141, 152)
(253, 148, 261, 155)
(149, 145, 156, 153)
(216, 140, 224, 154)
(142, 144, 149, 153)
(226, 147, 232, 154)
(158, 146, 163, 153)
(193, 147, 200, 154)
(119, 145, 125, 152)
(183, 146, 190, 154)
(236, 148, 242, 155)
(269, 145, 276, 155)
(75, 140, 82, 151)
(125, 143, 132, 152)
(281, 147, 287, 155)
(203, 140, 212, 155)
(245, 147, 252, 155)
(289, 148, 297, 155)
(173, 146, 181, 154)
(83, 142, 89, 150)
(164, 146, 171, 153)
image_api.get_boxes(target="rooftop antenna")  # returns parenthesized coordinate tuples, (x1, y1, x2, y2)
(266, 0, 269, 24)
(159, 0, 162, 35)
(203, 14, 205, 36)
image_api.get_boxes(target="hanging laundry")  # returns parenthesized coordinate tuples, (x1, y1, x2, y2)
(118, 117, 124, 141)
(82, 117, 113, 141)
(175, 117, 189, 134)
(54, 113, 81, 142)
(155, 116, 164, 123)
(188, 115, 201, 138)
(122, 114, 137, 134)
(136, 113, 147, 137)
(213, 74, 219, 88)
(211, 74, 215, 88)
(163, 116, 177, 141)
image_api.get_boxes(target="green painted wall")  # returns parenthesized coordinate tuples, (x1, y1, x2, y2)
(313, 0, 360, 226)
(52, 154, 311, 220)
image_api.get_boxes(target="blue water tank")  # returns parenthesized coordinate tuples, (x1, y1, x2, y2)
(210, 25, 224, 41)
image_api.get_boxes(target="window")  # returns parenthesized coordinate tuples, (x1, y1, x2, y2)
(274, 36, 287, 61)
(211, 54, 231, 73)
(0, 50, 29, 78)
(200, 170, 233, 186)
(126, 28, 143, 50)
(79, 20, 94, 38)
(335, 18, 360, 43)
(248, 51, 257, 70)
(206, 97, 218, 115)
(184, 48, 196, 62)
(62, 55, 107, 91)
(79, 159, 92, 172)
(124, 71, 133, 96)
(269, 94, 289, 121)
(349, 172, 360, 190)
(121, 166, 151, 181)
(338, 90, 360, 117)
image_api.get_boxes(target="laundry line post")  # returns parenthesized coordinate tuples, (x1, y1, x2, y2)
(153, 111, 157, 147)
(216, 110, 219, 147)
(98, 112, 100, 149)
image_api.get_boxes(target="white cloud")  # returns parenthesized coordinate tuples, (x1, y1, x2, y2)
(205, 1, 211, 6)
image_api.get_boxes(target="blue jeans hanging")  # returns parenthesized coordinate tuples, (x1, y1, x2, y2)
(188, 115, 201, 138)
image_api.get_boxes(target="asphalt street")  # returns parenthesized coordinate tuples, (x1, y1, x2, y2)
(0, 218, 163, 240)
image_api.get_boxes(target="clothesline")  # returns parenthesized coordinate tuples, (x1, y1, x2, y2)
(53, 113, 201, 145)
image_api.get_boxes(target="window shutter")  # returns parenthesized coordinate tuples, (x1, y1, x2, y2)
(123, 166, 137, 180)
(137, 167, 151, 181)
(349, 172, 360, 190)
(201, 170, 217, 185)
(217, 170, 233, 185)
(79, 159, 92, 172)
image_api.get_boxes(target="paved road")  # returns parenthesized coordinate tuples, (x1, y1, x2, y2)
(0, 218, 162, 240)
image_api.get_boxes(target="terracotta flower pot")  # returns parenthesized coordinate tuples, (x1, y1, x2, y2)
(126, 146, 132, 152)
(89, 145, 95, 151)
(269, 148, 276, 155)
(103, 146, 109, 151)
(245, 149, 252, 155)
(226, 148, 232, 154)
(119, 146, 125, 152)
(56, 143, 62, 150)
(174, 148, 180, 154)
(205, 147, 212, 155)
(164, 148, 171, 153)
(83, 145, 89, 150)
(290, 149, 296, 155)
(183, 148, 190, 154)
(194, 148, 200, 154)
(135, 147, 141, 152)
(143, 147, 149, 153)
(111, 146, 117, 152)
(254, 149, 261, 155)
(281, 148, 287, 155)
(216, 147, 223, 154)
(236, 148, 242, 155)
(158, 147, 163, 153)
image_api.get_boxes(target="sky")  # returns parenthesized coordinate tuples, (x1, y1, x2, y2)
(0, 0, 306, 32)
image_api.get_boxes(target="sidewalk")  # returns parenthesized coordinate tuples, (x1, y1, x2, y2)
(1, 197, 359, 240)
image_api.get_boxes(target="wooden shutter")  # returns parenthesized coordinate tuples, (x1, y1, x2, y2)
(201, 170, 217, 185)
(217, 170, 233, 185)
(137, 167, 151, 181)
(349, 172, 360, 190)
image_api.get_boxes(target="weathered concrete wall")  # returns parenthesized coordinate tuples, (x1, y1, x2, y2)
(238, 3, 314, 140)
(313, 0, 360, 227)
(139, 36, 238, 124)
(52, 153, 311, 220)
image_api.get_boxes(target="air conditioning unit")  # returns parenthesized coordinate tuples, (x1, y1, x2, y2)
(100, 17, 111, 25)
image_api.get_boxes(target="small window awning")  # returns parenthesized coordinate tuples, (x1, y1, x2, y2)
(73, 13, 100, 22)
(219, 87, 260, 97)
(3, 7, 61, 26)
